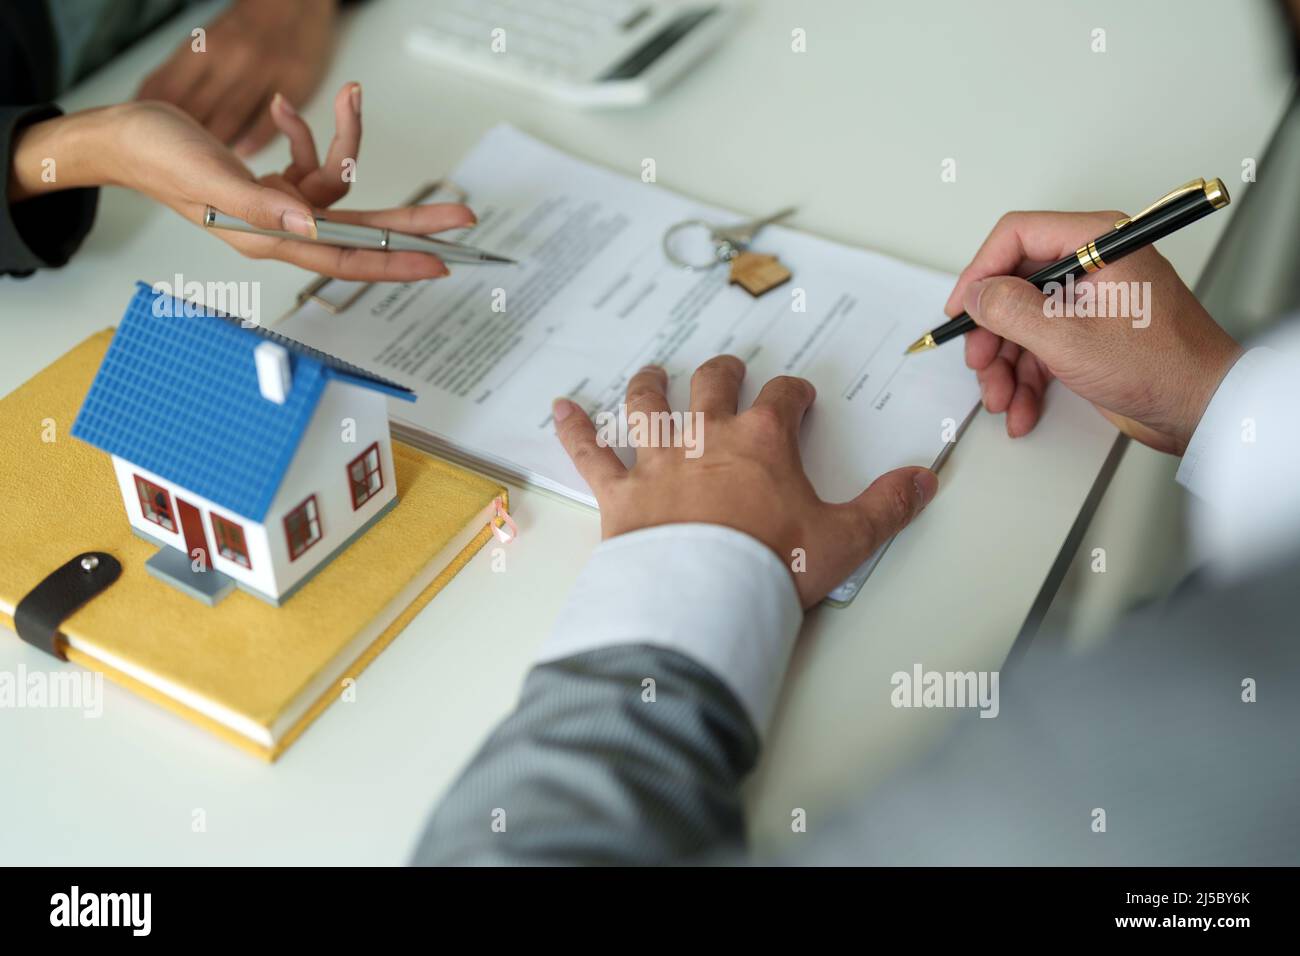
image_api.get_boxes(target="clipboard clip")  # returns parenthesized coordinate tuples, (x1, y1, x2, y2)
(295, 179, 470, 314)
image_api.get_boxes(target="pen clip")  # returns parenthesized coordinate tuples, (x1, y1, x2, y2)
(1114, 178, 1206, 229)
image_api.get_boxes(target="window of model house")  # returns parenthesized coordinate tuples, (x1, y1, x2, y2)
(211, 513, 252, 569)
(134, 475, 176, 532)
(347, 443, 384, 509)
(284, 495, 323, 561)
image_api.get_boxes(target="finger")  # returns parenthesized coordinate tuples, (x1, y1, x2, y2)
(296, 82, 361, 207)
(270, 93, 320, 183)
(203, 168, 318, 238)
(977, 338, 1021, 413)
(977, 353, 1016, 413)
(137, 48, 207, 104)
(256, 172, 305, 199)
(689, 354, 745, 417)
(136, 62, 171, 102)
(206, 79, 275, 147)
(749, 375, 816, 438)
(1006, 349, 1048, 437)
(551, 398, 627, 494)
(233, 105, 279, 158)
(838, 467, 939, 552)
(964, 327, 1002, 371)
(320, 203, 477, 234)
(943, 210, 1125, 316)
(180, 59, 255, 126)
(624, 364, 671, 421)
(218, 233, 449, 281)
(987, 335, 1019, 411)
(623, 365, 675, 458)
(963, 274, 1064, 358)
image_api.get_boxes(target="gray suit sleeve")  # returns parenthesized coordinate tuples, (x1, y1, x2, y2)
(790, 558, 1300, 865)
(411, 644, 759, 865)
(416, 552, 1300, 866)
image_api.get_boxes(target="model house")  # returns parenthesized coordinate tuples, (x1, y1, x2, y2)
(72, 282, 415, 606)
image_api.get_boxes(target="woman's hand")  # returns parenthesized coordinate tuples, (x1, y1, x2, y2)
(9, 84, 474, 282)
(136, 0, 338, 156)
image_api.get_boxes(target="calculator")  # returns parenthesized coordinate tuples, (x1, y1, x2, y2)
(406, 0, 738, 108)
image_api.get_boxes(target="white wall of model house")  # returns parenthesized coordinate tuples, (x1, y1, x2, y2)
(111, 378, 396, 601)
(263, 378, 395, 595)
(112, 453, 278, 596)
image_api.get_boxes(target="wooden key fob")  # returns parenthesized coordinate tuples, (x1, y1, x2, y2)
(728, 251, 791, 297)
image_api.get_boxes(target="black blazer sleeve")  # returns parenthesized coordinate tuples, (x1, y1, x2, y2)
(2, 105, 99, 278)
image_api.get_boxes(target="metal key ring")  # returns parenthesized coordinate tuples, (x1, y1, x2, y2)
(662, 219, 735, 271)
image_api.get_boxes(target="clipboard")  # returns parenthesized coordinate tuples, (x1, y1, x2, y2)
(271, 152, 979, 611)
(824, 402, 980, 608)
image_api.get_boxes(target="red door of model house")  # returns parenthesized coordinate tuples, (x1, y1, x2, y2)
(176, 498, 210, 570)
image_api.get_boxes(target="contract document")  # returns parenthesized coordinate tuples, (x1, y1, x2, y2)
(278, 125, 980, 521)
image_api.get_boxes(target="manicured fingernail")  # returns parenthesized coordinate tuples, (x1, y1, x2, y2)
(552, 398, 574, 423)
(464, 208, 478, 225)
(914, 471, 939, 507)
(963, 279, 988, 319)
(282, 209, 317, 239)
(272, 92, 295, 117)
(350, 83, 362, 113)
(639, 364, 666, 378)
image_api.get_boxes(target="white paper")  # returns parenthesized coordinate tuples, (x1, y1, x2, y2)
(278, 125, 979, 507)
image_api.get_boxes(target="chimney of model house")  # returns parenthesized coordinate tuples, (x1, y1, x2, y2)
(253, 341, 292, 404)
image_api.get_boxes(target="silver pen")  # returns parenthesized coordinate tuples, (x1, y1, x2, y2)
(203, 206, 516, 264)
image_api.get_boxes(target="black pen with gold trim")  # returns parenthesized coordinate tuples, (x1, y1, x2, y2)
(904, 177, 1230, 355)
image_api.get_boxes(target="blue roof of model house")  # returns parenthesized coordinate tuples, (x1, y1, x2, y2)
(72, 282, 414, 522)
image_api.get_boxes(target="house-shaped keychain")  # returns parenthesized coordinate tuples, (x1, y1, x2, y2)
(72, 282, 416, 607)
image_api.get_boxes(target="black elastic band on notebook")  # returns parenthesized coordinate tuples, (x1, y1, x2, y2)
(14, 552, 121, 660)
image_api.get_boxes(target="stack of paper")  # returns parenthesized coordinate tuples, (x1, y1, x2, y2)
(278, 124, 980, 509)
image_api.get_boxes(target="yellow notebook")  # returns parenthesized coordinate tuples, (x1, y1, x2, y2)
(0, 330, 508, 760)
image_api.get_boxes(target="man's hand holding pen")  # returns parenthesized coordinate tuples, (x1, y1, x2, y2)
(948, 211, 1241, 454)
(555, 208, 1248, 595)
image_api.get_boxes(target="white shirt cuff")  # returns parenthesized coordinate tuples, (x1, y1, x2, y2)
(1176, 345, 1300, 577)
(1176, 347, 1282, 498)
(537, 523, 803, 737)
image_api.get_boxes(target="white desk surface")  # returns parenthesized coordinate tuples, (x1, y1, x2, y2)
(0, 0, 1291, 863)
